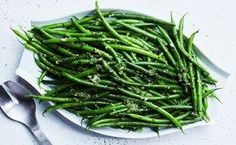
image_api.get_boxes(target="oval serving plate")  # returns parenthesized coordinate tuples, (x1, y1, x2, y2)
(15, 9, 230, 138)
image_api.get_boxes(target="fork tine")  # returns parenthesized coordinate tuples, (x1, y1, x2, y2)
(4, 81, 31, 101)
(0, 85, 13, 105)
(0, 85, 14, 111)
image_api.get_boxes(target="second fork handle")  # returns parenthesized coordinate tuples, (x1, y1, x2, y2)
(29, 124, 52, 145)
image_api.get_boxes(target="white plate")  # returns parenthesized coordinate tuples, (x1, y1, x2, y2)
(16, 9, 230, 138)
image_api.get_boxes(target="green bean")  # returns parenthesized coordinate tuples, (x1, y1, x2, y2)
(103, 60, 177, 88)
(114, 21, 177, 66)
(33, 26, 53, 38)
(102, 42, 121, 63)
(176, 111, 192, 119)
(109, 44, 166, 63)
(171, 14, 188, 69)
(179, 97, 191, 105)
(188, 31, 198, 112)
(158, 26, 183, 66)
(109, 12, 175, 27)
(44, 101, 108, 113)
(81, 25, 107, 30)
(131, 23, 156, 27)
(145, 28, 162, 37)
(71, 18, 91, 33)
(114, 21, 158, 40)
(178, 14, 188, 47)
(149, 91, 181, 99)
(161, 105, 192, 110)
(129, 113, 170, 123)
(46, 83, 74, 95)
(122, 51, 134, 62)
(158, 25, 189, 90)
(156, 37, 177, 67)
(202, 97, 209, 121)
(14, 29, 58, 57)
(24, 43, 40, 54)
(43, 28, 105, 37)
(54, 46, 78, 57)
(35, 59, 61, 76)
(202, 77, 217, 85)
(129, 112, 194, 124)
(41, 12, 110, 29)
(91, 121, 172, 128)
(118, 88, 177, 101)
(53, 56, 79, 64)
(134, 61, 176, 72)
(62, 72, 115, 91)
(190, 31, 203, 117)
(102, 60, 140, 86)
(64, 43, 113, 60)
(31, 42, 59, 57)
(95, 2, 133, 46)
(74, 67, 98, 78)
(89, 113, 108, 125)
(133, 36, 158, 51)
(41, 79, 71, 85)
(125, 61, 178, 84)
(112, 19, 144, 24)
(91, 118, 130, 125)
(196, 68, 203, 117)
(149, 66, 177, 77)
(29, 95, 78, 102)
(38, 54, 77, 74)
(71, 58, 101, 65)
(170, 19, 210, 76)
(43, 37, 119, 43)
(202, 88, 222, 103)
(77, 103, 125, 116)
(12, 28, 29, 42)
(144, 102, 182, 129)
(96, 5, 142, 61)
(122, 35, 152, 51)
(110, 108, 128, 115)
(82, 22, 156, 30)
(37, 71, 47, 87)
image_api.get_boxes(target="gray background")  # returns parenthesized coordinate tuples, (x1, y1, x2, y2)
(0, 0, 236, 145)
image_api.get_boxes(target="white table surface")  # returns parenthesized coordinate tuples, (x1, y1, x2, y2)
(0, 0, 236, 145)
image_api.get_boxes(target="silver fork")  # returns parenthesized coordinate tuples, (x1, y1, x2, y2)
(0, 81, 52, 145)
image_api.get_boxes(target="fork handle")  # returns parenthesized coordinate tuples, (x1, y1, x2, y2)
(29, 125, 52, 145)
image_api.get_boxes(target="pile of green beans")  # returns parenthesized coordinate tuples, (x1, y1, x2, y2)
(13, 1, 219, 131)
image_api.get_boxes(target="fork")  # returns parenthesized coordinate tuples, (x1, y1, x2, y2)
(0, 81, 52, 145)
